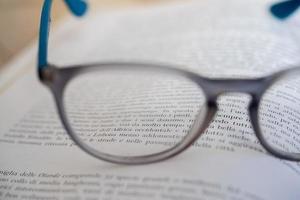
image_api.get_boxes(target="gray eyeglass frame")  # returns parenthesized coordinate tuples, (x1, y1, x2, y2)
(38, 0, 300, 164)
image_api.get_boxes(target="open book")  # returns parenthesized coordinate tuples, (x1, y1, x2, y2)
(1, 0, 300, 199)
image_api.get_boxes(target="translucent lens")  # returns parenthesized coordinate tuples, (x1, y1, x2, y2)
(259, 72, 300, 156)
(63, 65, 206, 157)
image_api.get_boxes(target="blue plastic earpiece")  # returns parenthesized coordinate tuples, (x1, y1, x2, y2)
(64, 0, 88, 17)
(270, 0, 300, 20)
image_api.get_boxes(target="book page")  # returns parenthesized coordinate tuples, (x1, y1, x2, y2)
(1, 0, 300, 199)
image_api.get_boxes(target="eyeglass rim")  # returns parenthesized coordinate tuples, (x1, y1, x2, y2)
(39, 62, 300, 164)
(40, 62, 214, 164)
(252, 68, 300, 161)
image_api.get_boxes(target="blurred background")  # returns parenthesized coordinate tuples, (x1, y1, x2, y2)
(0, 0, 173, 68)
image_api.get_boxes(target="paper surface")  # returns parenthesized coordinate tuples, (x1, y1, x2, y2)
(1, 0, 300, 199)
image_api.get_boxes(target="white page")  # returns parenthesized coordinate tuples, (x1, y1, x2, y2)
(1, 0, 300, 199)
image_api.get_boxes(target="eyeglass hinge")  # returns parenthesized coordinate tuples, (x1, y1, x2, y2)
(38, 64, 57, 83)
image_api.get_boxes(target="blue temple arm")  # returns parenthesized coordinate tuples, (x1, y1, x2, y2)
(270, 0, 300, 19)
(38, 0, 88, 70)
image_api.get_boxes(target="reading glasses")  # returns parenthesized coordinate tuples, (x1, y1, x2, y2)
(38, 0, 300, 164)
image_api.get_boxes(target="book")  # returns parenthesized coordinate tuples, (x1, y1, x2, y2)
(1, 0, 300, 199)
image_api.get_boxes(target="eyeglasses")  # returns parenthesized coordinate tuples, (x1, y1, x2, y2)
(38, 0, 300, 164)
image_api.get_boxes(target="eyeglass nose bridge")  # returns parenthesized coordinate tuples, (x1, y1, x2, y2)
(198, 77, 274, 104)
